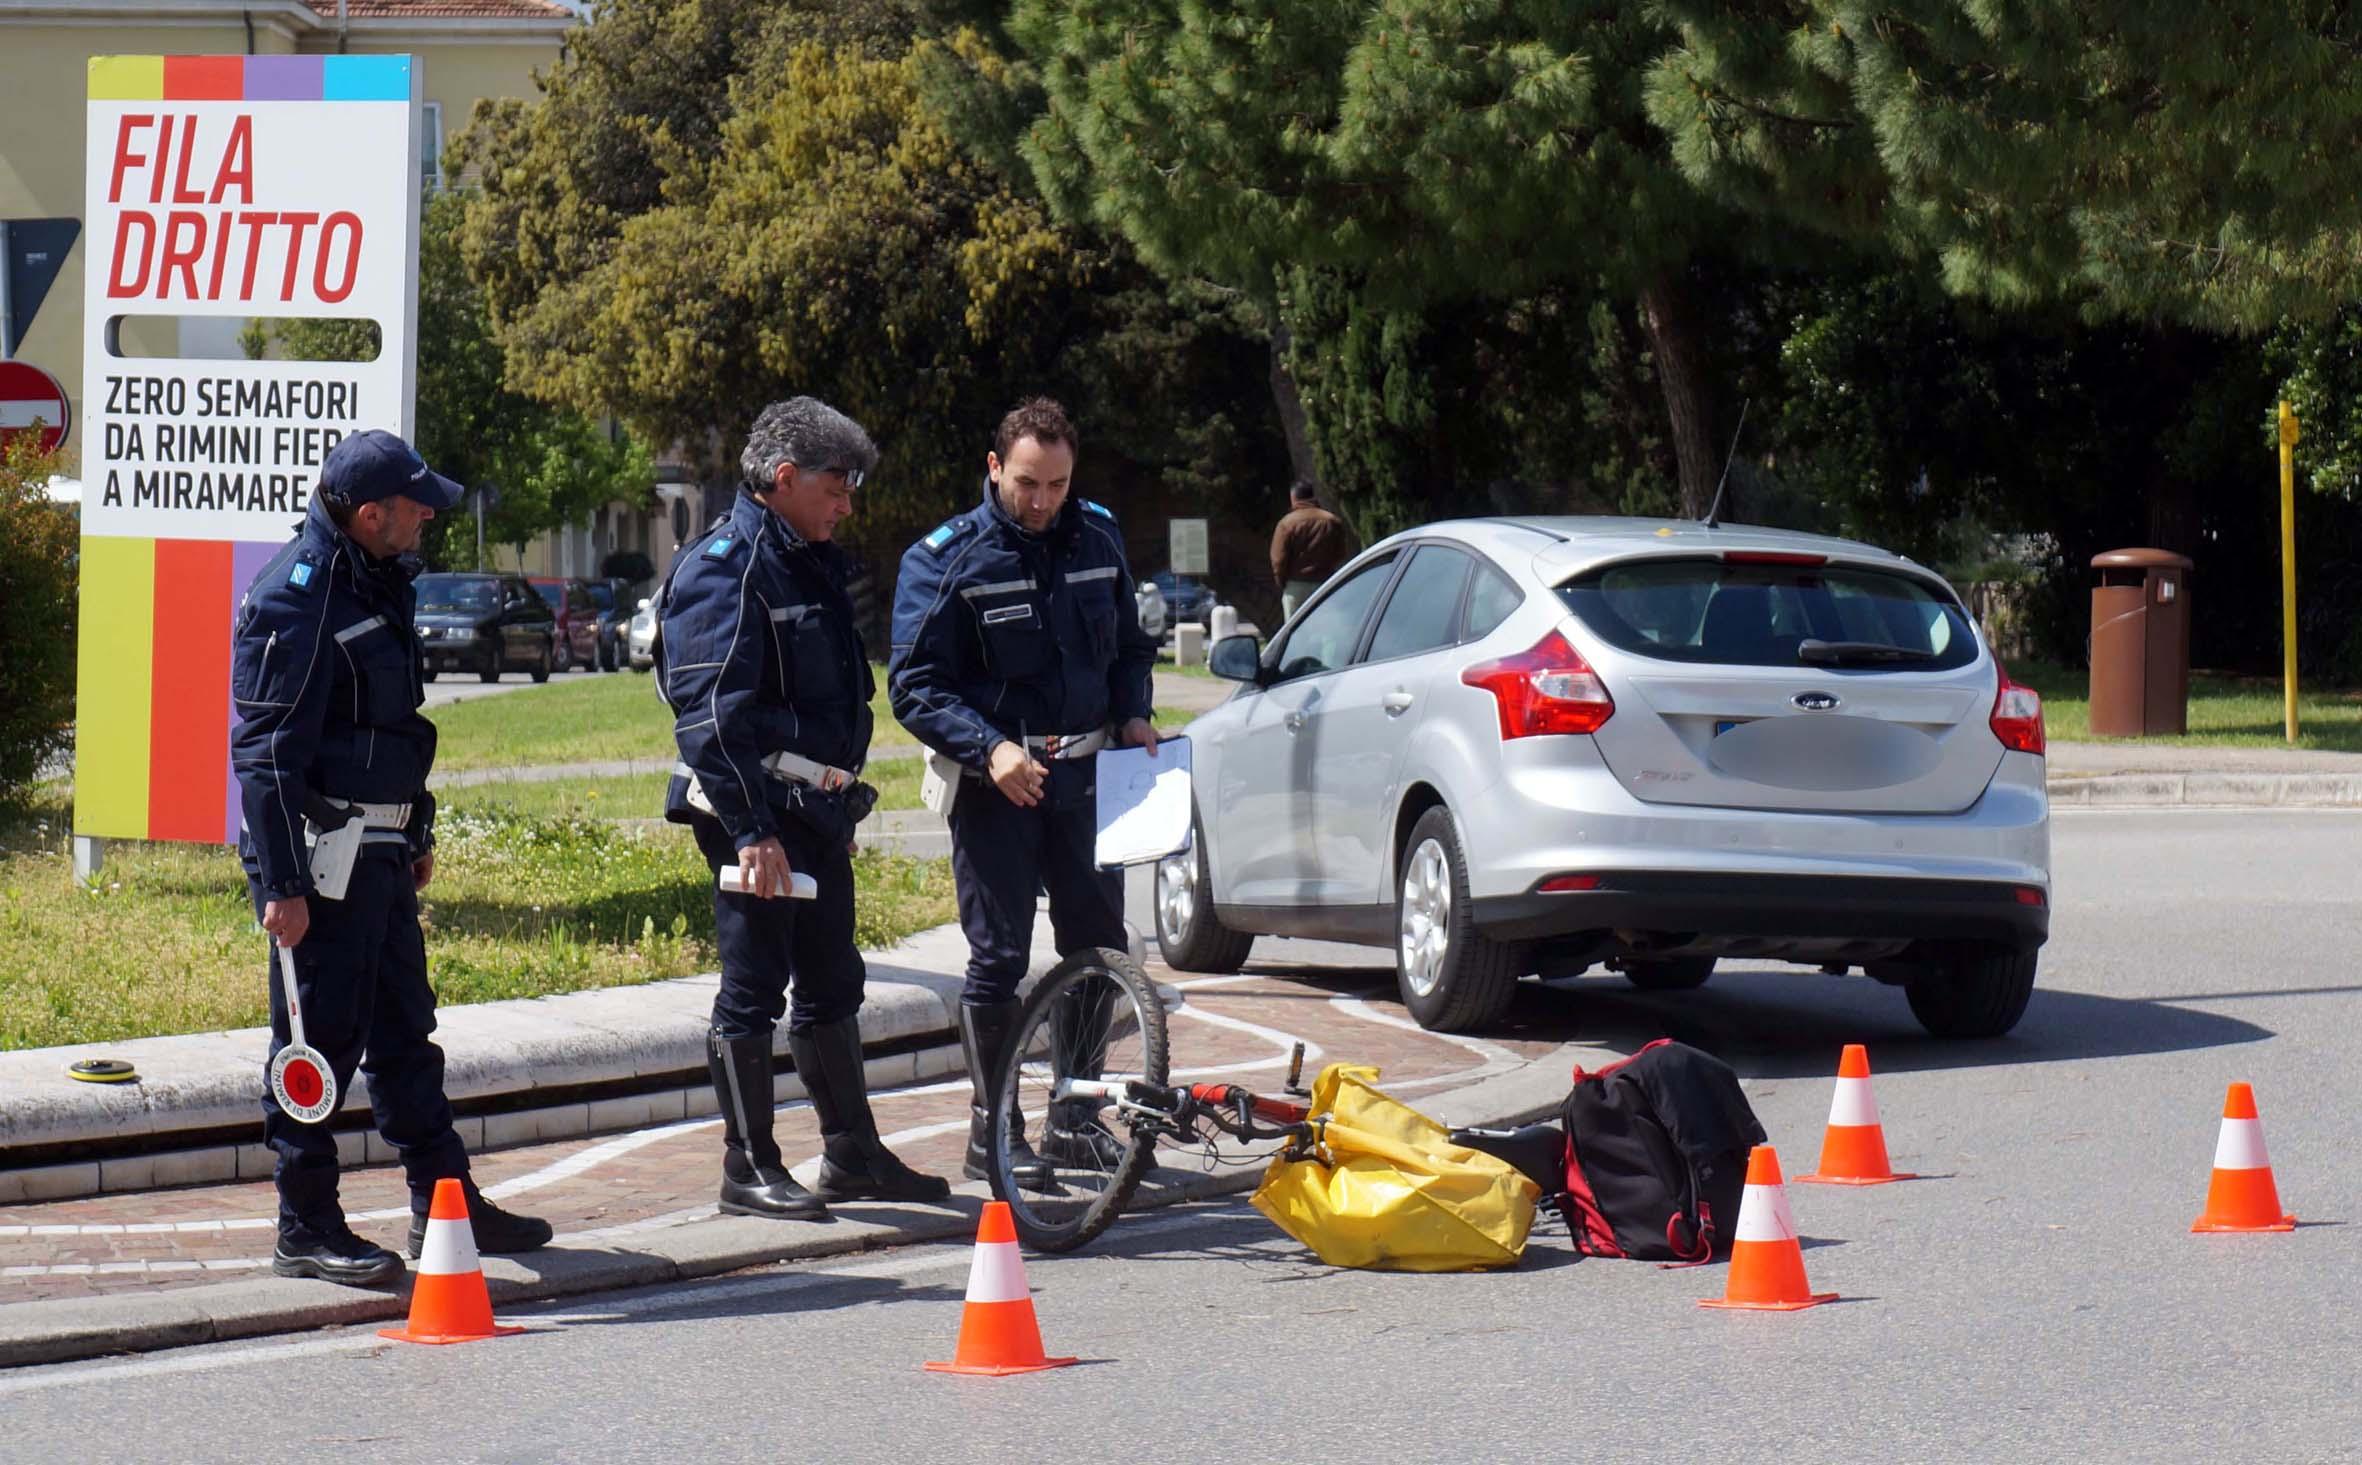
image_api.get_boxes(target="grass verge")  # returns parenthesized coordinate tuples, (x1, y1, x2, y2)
(2013, 660, 2362, 751)
(0, 792, 955, 1050)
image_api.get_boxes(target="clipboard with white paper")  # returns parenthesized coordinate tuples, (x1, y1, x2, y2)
(1094, 736, 1193, 869)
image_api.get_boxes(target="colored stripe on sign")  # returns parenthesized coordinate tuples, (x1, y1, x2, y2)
(149, 541, 234, 843)
(74, 538, 159, 838)
(87, 55, 166, 102)
(323, 55, 411, 102)
(242, 54, 323, 102)
(162, 55, 243, 101)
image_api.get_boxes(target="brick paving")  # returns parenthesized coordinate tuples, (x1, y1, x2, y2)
(0, 967, 1555, 1305)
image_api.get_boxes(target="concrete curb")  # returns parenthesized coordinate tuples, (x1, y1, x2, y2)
(0, 1047, 1580, 1368)
(2046, 771, 2362, 807)
(0, 922, 1029, 1204)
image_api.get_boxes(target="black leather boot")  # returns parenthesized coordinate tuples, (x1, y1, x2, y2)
(708, 1028, 829, 1220)
(960, 1000, 1053, 1191)
(789, 1017, 951, 1204)
(1041, 975, 1136, 1170)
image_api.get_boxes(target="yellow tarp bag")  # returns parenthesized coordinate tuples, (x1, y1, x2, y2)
(1249, 1063, 1540, 1271)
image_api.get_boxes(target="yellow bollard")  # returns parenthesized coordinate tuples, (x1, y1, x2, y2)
(2278, 401, 2300, 744)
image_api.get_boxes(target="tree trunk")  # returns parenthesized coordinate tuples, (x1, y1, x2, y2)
(1267, 319, 1317, 490)
(1636, 270, 1721, 519)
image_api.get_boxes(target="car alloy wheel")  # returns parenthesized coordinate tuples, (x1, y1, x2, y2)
(1156, 848, 1197, 946)
(1399, 836, 1453, 999)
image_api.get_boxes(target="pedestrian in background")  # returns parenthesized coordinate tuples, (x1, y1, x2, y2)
(230, 430, 552, 1287)
(1270, 477, 1355, 620)
(888, 397, 1161, 1182)
(657, 397, 949, 1219)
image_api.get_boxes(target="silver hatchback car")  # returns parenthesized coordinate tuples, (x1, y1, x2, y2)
(1153, 517, 2050, 1039)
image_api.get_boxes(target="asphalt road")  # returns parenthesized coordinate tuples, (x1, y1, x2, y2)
(418, 665, 632, 708)
(5, 808, 2358, 1462)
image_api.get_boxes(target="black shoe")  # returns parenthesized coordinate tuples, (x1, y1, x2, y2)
(407, 1190, 555, 1259)
(274, 1228, 405, 1288)
(720, 1166, 830, 1219)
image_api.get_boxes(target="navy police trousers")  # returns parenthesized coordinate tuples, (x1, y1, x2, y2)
(946, 759, 1126, 1006)
(255, 847, 468, 1240)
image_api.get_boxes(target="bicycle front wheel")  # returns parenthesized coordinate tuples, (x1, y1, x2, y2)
(987, 947, 1170, 1253)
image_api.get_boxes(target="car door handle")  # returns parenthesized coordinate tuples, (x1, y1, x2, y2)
(1382, 691, 1415, 715)
(1283, 711, 1307, 733)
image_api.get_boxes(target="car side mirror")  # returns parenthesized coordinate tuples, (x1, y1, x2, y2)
(1208, 634, 1264, 684)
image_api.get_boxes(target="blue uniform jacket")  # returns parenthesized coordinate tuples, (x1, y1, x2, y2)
(230, 498, 436, 899)
(888, 483, 1156, 771)
(657, 487, 875, 850)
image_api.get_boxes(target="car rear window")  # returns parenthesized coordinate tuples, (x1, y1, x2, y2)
(417, 576, 499, 613)
(1556, 557, 1976, 670)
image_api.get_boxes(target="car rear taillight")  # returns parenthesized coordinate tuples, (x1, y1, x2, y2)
(1461, 630, 1614, 738)
(1991, 662, 2045, 756)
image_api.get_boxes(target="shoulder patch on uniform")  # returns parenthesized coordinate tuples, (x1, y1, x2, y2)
(922, 518, 968, 553)
(1081, 499, 1115, 520)
(703, 535, 739, 560)
(288, 561, 315, 589)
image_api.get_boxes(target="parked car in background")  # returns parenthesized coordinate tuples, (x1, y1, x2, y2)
(1146, 570, 1216, 627)
(529, 576, 603, 673)
(414, 572, 557, 683)
(1154, 516, 2050, 1042)
(582, 576, 639, 672)
(1135, 579, 1168, 642)
(627, 595, 658, 671)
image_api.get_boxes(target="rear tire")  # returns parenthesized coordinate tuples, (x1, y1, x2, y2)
(989, 948, 1169, 1253)
(529, 640, 553, 683)
(553, 637, 574, 673)
(1394, 805, 1522, 1033)
(1906, 948, 2037, 1038)
(421, 669, 438, 683)
(478, 646, 501, 684)
(1154, 816, 1252, 974)
(1621, 956, 1715, 991)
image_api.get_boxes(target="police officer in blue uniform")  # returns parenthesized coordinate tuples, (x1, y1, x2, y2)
(888, 397, 1161, 1180)
(660, 397, 950, 1218)
(231, 429, 551, 1287)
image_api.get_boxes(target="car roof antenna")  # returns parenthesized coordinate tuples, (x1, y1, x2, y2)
(1701, 398, 1750, 530)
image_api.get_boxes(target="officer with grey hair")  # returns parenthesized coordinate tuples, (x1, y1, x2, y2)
(657, 396, 949, 1217)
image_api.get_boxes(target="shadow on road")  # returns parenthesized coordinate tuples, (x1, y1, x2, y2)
(1230, 958, 2275, 1080)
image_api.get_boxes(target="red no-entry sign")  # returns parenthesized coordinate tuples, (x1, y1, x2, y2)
(0, 360, 71, 455)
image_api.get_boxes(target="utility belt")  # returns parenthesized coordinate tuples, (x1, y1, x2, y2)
(920, 726, 1110, 817)
(1023, 728, 1111, 761)
(679, 750, 876, 824)
(303, 794, 414, 901)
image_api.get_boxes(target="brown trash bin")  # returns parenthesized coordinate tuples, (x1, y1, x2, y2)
(2088, 548, 2193, 737)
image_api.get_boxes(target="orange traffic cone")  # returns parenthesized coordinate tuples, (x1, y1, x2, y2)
(2191, 1083, 2296, 1233)
(1798, 1044, 1917, 1186)
(924, 1201, 1078, 1376)
(1699, 1145, 1838, 1312)
(379, 1178, 525, 1345)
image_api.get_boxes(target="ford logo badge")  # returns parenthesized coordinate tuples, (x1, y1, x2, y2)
(1793, 691, 1841, 711)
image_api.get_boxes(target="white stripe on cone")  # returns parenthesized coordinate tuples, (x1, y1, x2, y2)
(1731, 1183, 1797, 1245)
(2212, 1116, 2272, 1171)
(417, 1215, 480, 1277)
(1827, 1076, 1881, 1128)
(963, 1241, 1031, 1305)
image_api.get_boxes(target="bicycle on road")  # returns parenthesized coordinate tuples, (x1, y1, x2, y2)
(984, 947, 1315, 1252)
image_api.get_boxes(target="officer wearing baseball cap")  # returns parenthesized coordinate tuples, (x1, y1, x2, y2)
(230, 428, 551, 1286)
